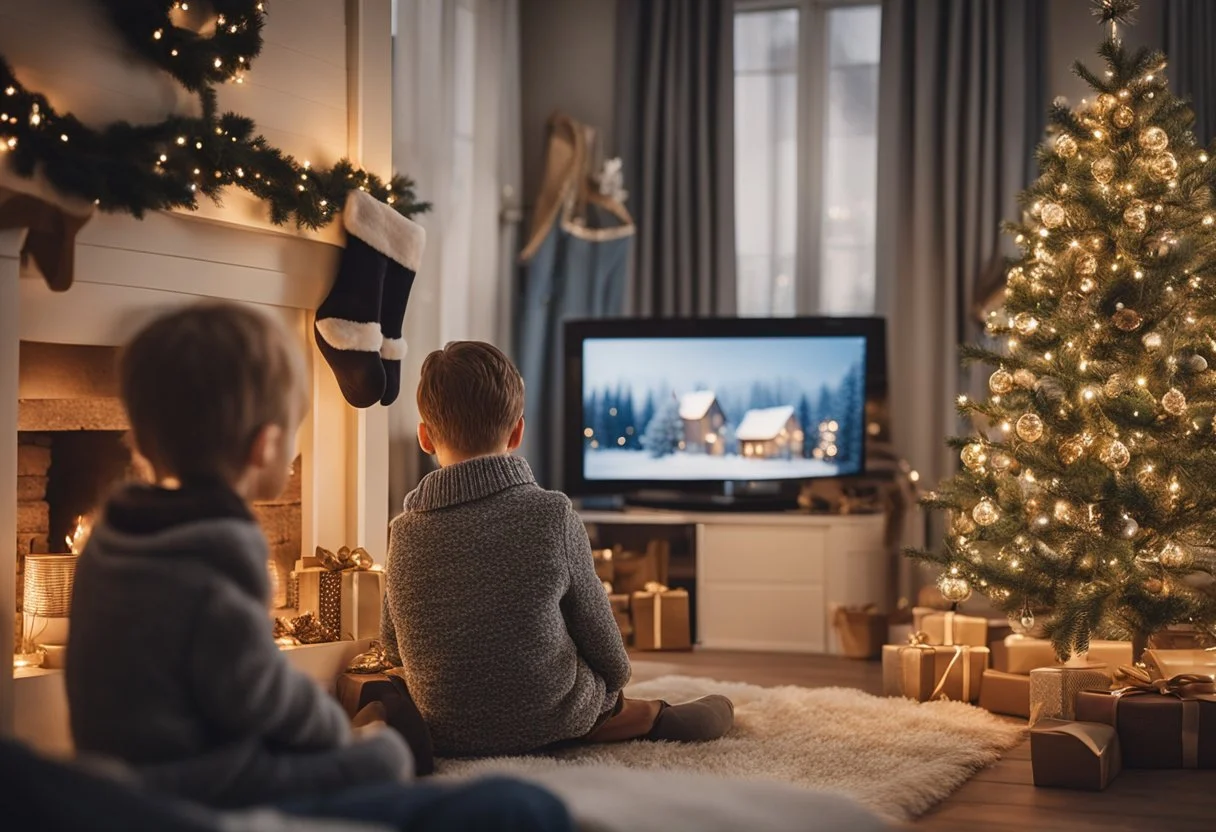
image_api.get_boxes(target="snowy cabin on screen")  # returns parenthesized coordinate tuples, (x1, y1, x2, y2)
(679, 391, 726, 455)
(737, 406, 804, 460)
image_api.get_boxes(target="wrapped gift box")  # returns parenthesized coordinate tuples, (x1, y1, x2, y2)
(978, 669, 1030, 719)
(1029, 665, 1110, 724)
(882, 642, 988, 703)
(1075, 678, 1216, 769)
(1144, 649, 1216, 680)
(631, 586, 691, 651)
(833, 605, 887, 659)
(594, 549, 615, 584)
(1000, 636, 1131, 675)
(1149, 625, 1216, 651)
(916, 610, 988, 647)
(297, 567, 383, 640)
(1031, 719, 1121, 790)
(608, 593, 632, 645)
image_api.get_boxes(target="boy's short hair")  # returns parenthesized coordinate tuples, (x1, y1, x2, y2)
(119, 302, 308, 482)
(417, 341, 524, 455)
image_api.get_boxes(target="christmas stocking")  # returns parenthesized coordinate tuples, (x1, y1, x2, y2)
(314, 191, 391, 408)
(377, 209, 426, 406)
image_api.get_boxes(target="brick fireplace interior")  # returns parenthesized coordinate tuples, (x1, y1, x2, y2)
(15, 341, 302, 644)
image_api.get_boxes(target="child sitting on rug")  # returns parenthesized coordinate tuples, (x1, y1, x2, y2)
(66, 303, 572, 831)
(381, 340, 734, 757)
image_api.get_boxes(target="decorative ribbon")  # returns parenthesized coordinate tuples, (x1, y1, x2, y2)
(316, 545, 373, 572)
(347, 640, 393, 674)
(643, 581, 668, 649)
(901, 632, 974, 701)
(1111, 670, 1216, 769)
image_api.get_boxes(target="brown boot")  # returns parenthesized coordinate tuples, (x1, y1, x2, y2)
(646, 695, 734, 742)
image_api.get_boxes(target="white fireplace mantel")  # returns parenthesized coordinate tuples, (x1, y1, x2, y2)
(2, 0, 398, 744)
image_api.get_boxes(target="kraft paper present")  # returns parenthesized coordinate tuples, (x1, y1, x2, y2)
(1029, 665, 1110, 724)
(1075, 673, 1216, 769)
(297, 567, 382, 639)
(631, 585, 690, 651)
(1144, 649, 1216, 680)
(833, 604, 887, 659)
(978, 669, 1031, 719)
(1031, 719, 1122, 791)
(1001, 636, 1131, 676)
(608, 593, 632, 645)
(918, 610, 988, 648)
(1149, 626, 1216, 651)
(881, 639, 989, 703)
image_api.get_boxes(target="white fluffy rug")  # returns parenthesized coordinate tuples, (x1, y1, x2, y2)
(437, 675, 1025, 822)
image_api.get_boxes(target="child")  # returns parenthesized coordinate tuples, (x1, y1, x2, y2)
(66, 303, 572, 831)
(381, 340, 733, 757)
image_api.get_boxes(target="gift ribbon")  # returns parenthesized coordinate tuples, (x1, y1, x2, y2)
(1110, 671, 1216, 769)
(643, 581, 668, 649)
(901, 632, 974, 702)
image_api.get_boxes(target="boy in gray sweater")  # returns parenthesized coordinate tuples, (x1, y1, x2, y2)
(67, 304, 572, 831)
(382, 341, 733, 757)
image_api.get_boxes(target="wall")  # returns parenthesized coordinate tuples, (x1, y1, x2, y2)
(1047, 0, 1164, 105)
(518, 0, 618, 207)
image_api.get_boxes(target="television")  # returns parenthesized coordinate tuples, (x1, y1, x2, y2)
(564, 317, 886, 509)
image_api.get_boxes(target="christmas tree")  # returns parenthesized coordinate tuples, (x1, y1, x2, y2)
(911, 0, 1216, 659)
(641, 398, 684, 458)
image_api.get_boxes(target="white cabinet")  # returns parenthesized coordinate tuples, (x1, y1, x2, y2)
(581, 510, 888, 654)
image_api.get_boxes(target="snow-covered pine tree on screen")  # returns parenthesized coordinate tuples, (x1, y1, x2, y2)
(911, 0, 1216, 660)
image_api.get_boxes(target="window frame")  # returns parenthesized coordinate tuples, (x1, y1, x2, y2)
(734, 0, 880, 316)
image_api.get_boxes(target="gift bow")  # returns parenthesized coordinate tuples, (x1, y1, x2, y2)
(316, 545, 373, 572)
(347, 640, 394, 674)
(1111, 668, 1216, 769)
(901, 632, 973, 701)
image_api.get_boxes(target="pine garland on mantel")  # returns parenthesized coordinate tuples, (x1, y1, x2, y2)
(0, 0, 428, 229)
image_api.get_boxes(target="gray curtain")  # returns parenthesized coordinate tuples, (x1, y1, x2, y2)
(876, 0, 1045, 588)
(1163, 0, 1216, 146)
(614, 0, 736, 317)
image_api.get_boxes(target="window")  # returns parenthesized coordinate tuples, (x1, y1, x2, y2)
(734, 2, 881, 317)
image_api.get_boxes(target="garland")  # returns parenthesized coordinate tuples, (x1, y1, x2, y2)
(0, 1, 428, 229)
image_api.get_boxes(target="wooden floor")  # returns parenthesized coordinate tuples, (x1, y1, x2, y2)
(628, 649, 1216, 831)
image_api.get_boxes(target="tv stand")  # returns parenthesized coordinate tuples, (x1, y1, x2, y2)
(623, 491, 799, 513)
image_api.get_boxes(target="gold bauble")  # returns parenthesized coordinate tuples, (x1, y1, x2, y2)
(1123, 202, 1147, 232)
(1142, 331, 1163, 349)
(951, 511, 977, 536)
(1112, 105, 1135, 128)
(961, 442, 988, 471)
(1077, 253, 1099, 276)
(1139, 126, 1169, 153)
(1055, 133, 1078, 158)
(1095, 93, 1118, 115)
(989, 369, 1014, 394)
(1054, 500, 1076, 524)
(1099, 438, 1131, 470)
(1113, 308, 1143, 331)
(1013, 368, 1037, 388)
(1161, 387, 1187, 416)
(972, 498, 1001, 527)
(1160, 542, 1191, 569)
(938, 573, 973, 603)
(1091, 156, 1116, 184)
(1012, 313, 1040, 336)
(1150, 152, 1179, 182)
(1016, 413, 1044, 442)
(990, 451, 1014, 472)
(1119, 516, 1139, 539)
(1040, 202, 1066, 229)
(1058, 436, 1085, 465)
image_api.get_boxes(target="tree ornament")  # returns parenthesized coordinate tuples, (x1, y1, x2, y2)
(1094, 93, 1117, 115)
(1185, 354, 1208, 373)
(961, 443, 988, 471)
(1077, 253, 1099, 276)
(1040, 203, 1066, 229)
(1013, 368, 1037, 388)
(990, 451, 1014, 472)
(1059, 436, 1085, 465)
(1018, 606, 1036, 633)
(1016, 413, 1044, 442)
(989, 369, 1014, 394)
(1079, 277, 1097, 294)
(1142, 331, 1163, 349)
(1139, 126, 1170, 153)
(972, 498, 1001, 527)
(1123, 202, 1147, 232)
(951, 511, 977, 536)
(1112, 308, 1143, 331)
(1012, 313, 1040, 336)
(1091, 156, 1117, 184)
(938, 573, 972, 604)
(1055, 133, 1078, 158)
(1119, 516, 1139, 539)
(1161, 387, 1187, 416)
(1112, 104, 1135, 128)
(1150, 153, 1179, 182)
(1160, 542, 1191, 569)
(1099, 438, 1131, 470)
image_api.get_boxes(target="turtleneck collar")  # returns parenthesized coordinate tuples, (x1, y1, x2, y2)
(405, 455, 536, 512)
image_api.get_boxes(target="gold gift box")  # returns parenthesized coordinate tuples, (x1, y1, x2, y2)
(296, 567, 382, 640)
(978, 669, 1030, 719)
(914, 609, 988, 647)
(999, 636, 1131, 675)
(1029, 665, 1111, 724)
(1144, 648, 1216, 680)
(631, 586, 690, 651)
(881, 642, 989, 703)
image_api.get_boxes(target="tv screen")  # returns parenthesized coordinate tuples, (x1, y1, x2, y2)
(564, 318, 881, 497)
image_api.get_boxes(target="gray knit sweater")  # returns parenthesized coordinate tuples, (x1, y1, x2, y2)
(381, 455, 631, 757)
